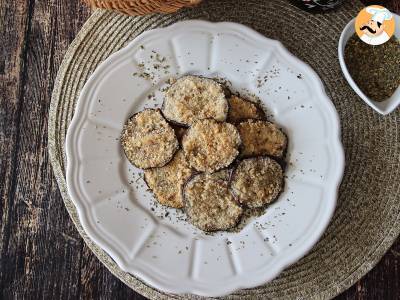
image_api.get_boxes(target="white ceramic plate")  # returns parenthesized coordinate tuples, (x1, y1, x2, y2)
(66, 21, 344, 297)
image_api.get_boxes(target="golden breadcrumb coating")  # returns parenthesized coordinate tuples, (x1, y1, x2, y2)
(230, 157, 283, 208)
(163, 76, 228, 126)
(227, 95, 265, 123)
(144, 150, 194, 208)
(182, 119, 241, 173)
(121, 109, 178, 169)
(184, 170, 243, 231)
(237, 120, 287, 158)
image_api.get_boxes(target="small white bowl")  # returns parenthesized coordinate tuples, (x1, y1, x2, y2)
(338, 14, 400, 115)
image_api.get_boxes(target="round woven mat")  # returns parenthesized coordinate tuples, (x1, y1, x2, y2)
(48, 0, 400, 299)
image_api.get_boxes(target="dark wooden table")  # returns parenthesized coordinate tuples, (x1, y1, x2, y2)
(1, 0, 399, 299)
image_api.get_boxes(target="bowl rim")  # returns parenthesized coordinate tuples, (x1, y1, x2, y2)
(338, 15, 400, 115)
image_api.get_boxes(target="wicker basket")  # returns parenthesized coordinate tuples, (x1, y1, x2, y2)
(83, 0, 202, 15)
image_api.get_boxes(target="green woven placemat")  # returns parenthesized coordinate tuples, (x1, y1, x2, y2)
(48, 0, 400, 299)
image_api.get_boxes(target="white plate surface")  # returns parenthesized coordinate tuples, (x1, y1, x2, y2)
(66, 20, 345, 297)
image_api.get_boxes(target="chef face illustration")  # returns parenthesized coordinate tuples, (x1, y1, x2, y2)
(360, 19, 385, 38)
(356, 6, 394, 45)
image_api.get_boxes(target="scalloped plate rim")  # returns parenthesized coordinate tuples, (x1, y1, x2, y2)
(65, 20, 345, 297)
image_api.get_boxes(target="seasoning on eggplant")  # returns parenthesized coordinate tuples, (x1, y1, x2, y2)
(230, 157, 284, 208)
(182, 119, 241, 173)
(144, 150, 194, 208)
(237, 119, 287, 158)
(227, 95, 265, 123)
(183, 170, 243, 231)
(162, 75, 228, 126)
(121, 109, 178, 169)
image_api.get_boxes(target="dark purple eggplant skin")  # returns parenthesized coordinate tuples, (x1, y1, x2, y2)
(212, 79, 232, 98)
(161, 75, 230, 127)
(182, 171, 243, 232)
(120, 108, 179, 170)
(229, 156, 285, 209)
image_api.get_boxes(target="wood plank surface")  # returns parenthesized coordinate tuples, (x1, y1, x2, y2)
(0, 0, 398, 299)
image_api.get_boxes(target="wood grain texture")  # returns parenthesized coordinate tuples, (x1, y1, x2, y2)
(0, 0, 398, 299)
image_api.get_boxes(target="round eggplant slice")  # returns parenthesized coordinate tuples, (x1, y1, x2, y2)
(121, 109, 178, 169)
(162, 76, 228, 126)
(227, 95, 265, 123)
(183, 171, 243, 231)
(237, 119, 287, 158)
(230, 157, 283, 208)
(144, 150, 194, 208)
(182, 119, 241, 173)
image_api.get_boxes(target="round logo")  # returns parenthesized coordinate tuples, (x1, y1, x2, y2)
(355, 5, 395, 45)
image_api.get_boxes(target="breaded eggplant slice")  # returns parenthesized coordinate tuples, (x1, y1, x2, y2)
(182, 119, 241, 173)
(227, 95, 265, 123)
(144, 150, 194, 208)
(237, 119, 287, 158)
(121, 109, 178, 169)
(183, 170, 243, 231)
(162, 76, 229, 126)
(230, 157, 284, 208)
